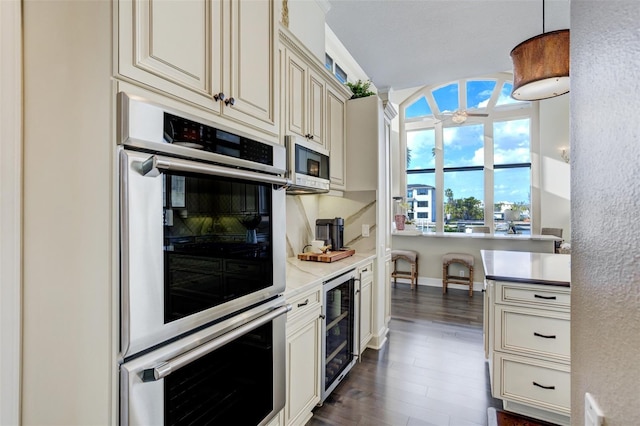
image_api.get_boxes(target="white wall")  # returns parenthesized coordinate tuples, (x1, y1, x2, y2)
(325, 25, 376, 90)
(285, 0, 329, 63)
(571, 2, 640, 424)
(540, 94, 571, 241)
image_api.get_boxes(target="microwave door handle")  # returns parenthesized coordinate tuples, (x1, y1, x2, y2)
(141, 154, 292, 189)
(141, 304, 291, 382)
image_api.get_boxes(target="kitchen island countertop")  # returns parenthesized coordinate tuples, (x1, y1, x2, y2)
(481, 249, 571, 287)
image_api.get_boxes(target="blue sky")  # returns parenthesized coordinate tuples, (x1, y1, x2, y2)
(406, 81, 531, 207)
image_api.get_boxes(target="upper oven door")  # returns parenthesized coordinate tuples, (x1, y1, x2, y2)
(119, 148, 287, 358)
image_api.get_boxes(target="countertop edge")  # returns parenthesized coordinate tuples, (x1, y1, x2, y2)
(392, 232, 561, 241)
(484, 274, 570, 287)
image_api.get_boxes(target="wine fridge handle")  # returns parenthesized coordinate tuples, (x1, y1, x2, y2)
(142, 304, 291, 382)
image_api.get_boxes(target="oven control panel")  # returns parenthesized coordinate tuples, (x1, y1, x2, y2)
(164, 113, 273, 166)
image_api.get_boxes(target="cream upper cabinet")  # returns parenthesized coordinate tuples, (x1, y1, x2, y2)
(118, 0, 277, 137)
(326, 86, 347, 190)
(279, 28, 351, 186)
(284, 48, 325, 147)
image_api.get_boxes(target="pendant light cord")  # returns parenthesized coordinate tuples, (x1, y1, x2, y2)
(542, 0, 546, 33)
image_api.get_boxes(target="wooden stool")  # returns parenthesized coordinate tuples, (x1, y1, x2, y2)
(391, 250, 419, 290)
(442, 253, 474, 297)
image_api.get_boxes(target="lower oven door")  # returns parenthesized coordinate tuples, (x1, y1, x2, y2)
(120, 299, 289, 426)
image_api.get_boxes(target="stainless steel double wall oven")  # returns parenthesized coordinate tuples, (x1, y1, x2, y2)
(118, 93, 290, 425)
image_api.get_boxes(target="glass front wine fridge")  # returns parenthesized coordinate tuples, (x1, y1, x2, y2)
(320, 269, 358, 402)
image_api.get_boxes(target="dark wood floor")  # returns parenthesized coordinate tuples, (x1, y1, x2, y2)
(307, 284, 503, 426)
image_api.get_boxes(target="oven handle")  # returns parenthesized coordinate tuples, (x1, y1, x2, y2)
(142, 304, 291, 382)
(141, 154, 291, 189)
(142, 305, 291, 382)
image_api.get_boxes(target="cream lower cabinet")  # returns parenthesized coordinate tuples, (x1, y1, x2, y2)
(358, 262, 374, 354)
(118, 0, 277, 137)
(285, 286, 322, 426)
(486, 280, 571, 425)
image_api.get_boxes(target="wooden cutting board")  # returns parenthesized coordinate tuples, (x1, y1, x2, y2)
(297, 249, 355, 263)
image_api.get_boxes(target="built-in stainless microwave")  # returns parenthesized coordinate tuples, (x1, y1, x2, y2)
(285, 135, 330, 194)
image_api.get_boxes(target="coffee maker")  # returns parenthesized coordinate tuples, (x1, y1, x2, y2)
(315, 218, 344, 251)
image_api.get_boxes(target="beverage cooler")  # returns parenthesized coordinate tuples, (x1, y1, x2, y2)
(320, 269, 358, 402)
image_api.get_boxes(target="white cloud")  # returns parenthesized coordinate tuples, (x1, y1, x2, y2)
(495, 147, 530, 164)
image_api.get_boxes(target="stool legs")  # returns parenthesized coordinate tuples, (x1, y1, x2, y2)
(391, 255, 418, 290)
(442, 262, 448, 294)
(442, 259, 473, 297)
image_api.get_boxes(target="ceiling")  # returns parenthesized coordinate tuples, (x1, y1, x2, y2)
(325, 0, 570, 92)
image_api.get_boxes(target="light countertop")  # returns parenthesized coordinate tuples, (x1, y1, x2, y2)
(285, 250, 376, 298)
(393, 231, 561, 242)
(480, 249, 571, 287)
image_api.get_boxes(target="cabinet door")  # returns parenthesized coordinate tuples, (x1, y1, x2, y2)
(307, 69, 326, 146)
(359, 281, 373, 353)
(224, 0, 277, 135)
(286, 312, 321, 426)
(285, 50, 306, 138)
(118, 0, 221, 112)
(326, 86, 346, 190)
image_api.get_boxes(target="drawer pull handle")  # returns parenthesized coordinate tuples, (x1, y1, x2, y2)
(297, 299, 309, 307)
(534, 332, 557, 339)
(534, 294, 557, 300)
(533, 381, 556, 390)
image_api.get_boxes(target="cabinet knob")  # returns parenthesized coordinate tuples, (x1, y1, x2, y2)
(224, 97, 235, 106)
(213, 92, 225, 102)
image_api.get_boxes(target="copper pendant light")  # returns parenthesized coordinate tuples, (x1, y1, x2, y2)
(510, 1, 570, 101)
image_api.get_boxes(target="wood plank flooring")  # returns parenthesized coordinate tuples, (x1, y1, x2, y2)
(306, 284, 503, 426)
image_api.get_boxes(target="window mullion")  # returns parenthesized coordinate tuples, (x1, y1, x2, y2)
(435, 121, 444, 233)
(485, 122, 494, 232)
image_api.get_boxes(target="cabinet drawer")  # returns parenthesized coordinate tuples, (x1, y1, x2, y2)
(287, 288, 321, 320)
(359, 262, 374, 281)
(495, 306, 570, 362)
(493, 352, 570, 415)
(496, 282, 570, 310)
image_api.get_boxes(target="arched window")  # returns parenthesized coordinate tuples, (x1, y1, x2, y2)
(401, 73, 536, 234)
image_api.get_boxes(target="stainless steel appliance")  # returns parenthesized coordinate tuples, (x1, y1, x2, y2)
(285, 135, 330, 194)
(120, 298, 289, 426)
(118, 93, 291, 425)
(320, 269, 358, 402)
(316, 217, 345, 250)
(118, 92, 289, 356)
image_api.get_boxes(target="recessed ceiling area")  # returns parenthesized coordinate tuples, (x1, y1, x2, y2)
(325, 0, 570, 92)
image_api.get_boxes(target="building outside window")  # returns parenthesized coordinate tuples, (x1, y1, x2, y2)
(406, 184, 436, 232)
(401, 74, 535, 234)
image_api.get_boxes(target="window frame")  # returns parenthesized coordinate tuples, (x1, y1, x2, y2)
(399, 73, 540, 235)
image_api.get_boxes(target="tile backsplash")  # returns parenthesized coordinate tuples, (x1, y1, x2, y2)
(286, 191, 377, 257)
